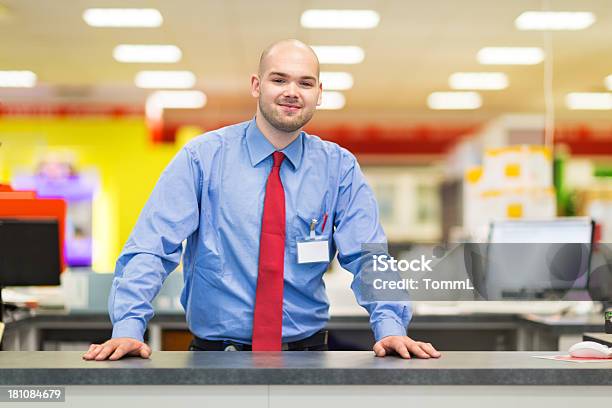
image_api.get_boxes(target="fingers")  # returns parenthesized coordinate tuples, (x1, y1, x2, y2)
(108, 343, 131, 361)
(108, 341, 150, 360)
(82, 344, 102, 360)
(94, 342, 117, 361)
(82, 344, 94, 359)
(138, 344, 152, 359)
(373, 342, 387, 357)
(419, 342, 441, 358)
(83, 338, 151, 361)
(394, 340, 412, 359)
(372, 336, 442, 360)
(374, 337, 411, 359)
(404, 339, 430, 359)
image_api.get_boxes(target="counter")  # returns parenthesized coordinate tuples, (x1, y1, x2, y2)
(1, 351, 611, 385)
(2, 351, 610, 408)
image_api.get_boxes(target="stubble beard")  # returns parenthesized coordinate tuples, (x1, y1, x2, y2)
(259, 98, 315, 133)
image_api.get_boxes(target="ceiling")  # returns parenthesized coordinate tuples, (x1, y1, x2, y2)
(1, 0, 611, 125)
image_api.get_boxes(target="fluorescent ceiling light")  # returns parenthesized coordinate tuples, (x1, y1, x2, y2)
(449, 72, 508, 90)
(83, 8, 163, 27)
(301, 9, 380, 29)
(319, 72, 354, 90)
(149, 90, 206, 109)
(605, 75, 612, 90)
(113, 45, 182, 63)
(566, 92, 612, 110)
(477, 47, 544, 65)
(135, 71, 196, 89)
(318, 91, 346, 110)
(0, 70, 37, 87)
(146, 90, 207, 119)
(515, 11, 595, 30)
(427, 92, 482, 110)
(311, 46, 364, 64)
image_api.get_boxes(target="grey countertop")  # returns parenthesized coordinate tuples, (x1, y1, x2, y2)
(1, 351, 611, 385)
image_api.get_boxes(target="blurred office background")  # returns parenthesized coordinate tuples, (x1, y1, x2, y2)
(1, 1, 612, 351)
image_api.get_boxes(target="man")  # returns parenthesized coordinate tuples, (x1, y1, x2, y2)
(83, 39, 440, 361)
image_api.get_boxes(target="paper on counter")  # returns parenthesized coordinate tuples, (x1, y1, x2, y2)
(533, 355, 612, 363)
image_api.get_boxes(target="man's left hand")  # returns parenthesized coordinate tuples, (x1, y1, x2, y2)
(373, 336, 441, 359)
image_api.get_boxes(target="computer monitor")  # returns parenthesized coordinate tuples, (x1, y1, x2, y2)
(0, 218, 61, 287)
(485, 218, 594, 299)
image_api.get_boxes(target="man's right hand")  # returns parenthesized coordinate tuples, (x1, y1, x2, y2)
(82, 338, 152, 361)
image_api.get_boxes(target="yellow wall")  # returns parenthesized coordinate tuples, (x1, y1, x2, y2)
(0, 117, 197, 272)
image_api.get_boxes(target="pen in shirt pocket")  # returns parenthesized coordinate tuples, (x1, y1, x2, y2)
(321, 212, 329, 233)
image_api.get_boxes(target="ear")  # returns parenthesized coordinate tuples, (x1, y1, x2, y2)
(316, 81, 323, 106)
(250, 74, 261, 98)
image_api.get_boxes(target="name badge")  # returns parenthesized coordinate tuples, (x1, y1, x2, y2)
(297, 238, 330, 264)
(296, 217, 330, 264)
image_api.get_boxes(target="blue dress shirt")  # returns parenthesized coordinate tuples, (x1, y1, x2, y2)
(109, 118, 412, 344)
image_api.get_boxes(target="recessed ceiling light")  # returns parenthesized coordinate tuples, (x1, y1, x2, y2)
(113, 45, 182, 63)
(515, 11, 595, 30)
(427, 92, 482, 110)
(319, 72, 354, 90)
(83, 8, 163, 27)
(477, 47, 544, 65)
(318, 91, 346, 110)
(135, 71, 196, 89)
(301, 9, 380, 29)
(311, 46, 364, 64)
(0, 70, 37, 87)
(566, 92, 612, 110)
(605, 75, 612, 91)
(449, 72, 508, 90)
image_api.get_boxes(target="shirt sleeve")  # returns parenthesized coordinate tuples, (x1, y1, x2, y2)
(332, 149, 412, 342)
(108, 146, 202, 341)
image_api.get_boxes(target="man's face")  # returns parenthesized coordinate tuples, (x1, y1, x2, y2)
(251, 48, 322, 133)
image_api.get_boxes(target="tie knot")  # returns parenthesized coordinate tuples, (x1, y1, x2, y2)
(272, 151, 285, 167)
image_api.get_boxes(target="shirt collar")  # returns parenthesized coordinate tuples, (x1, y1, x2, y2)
(245, 117, 303, 170)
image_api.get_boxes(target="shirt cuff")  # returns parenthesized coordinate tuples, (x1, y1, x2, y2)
(372, 318, 407, 342)
(112, 318, 146, 341)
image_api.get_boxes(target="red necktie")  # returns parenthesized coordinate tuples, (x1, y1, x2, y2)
(252, 151, 286, 351)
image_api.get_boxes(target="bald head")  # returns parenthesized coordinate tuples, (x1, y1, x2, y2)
(251, 39, 322, 134)
(258, 39, 320, 78)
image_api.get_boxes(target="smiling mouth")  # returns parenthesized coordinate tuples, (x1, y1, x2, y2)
(277, 103, 302, 112)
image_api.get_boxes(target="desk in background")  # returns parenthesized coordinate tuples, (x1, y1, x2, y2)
(4, 270, 603, 352)
(583, 332, 612, 346)
(1, 310, 604, 352)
